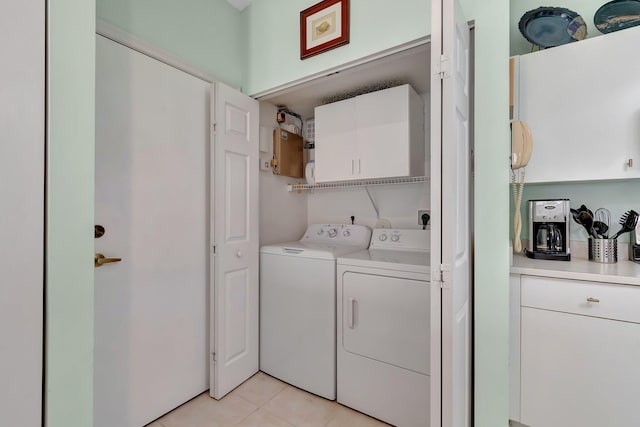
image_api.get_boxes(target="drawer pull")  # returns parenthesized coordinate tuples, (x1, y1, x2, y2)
(586, 297, 600, 303)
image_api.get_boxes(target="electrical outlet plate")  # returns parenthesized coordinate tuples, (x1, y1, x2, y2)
(260, 157, 271, 171)
(418, 210, 430, 227)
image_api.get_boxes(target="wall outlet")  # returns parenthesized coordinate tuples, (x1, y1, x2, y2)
(418, 210, 430, 228)
(260, 157, 272, 171)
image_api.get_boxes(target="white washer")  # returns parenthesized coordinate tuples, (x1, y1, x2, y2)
(260, 224, 371, 400)
(337, 229, 431, 427)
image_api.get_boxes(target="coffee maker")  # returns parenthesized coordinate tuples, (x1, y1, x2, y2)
(526, 199, 571, 261)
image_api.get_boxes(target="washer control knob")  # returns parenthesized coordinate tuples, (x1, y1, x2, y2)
(343, 230, 351, 237)
(317, 229, 324, 235)
(379, 234, 388, 241)
(391, 234, 400, 242)
(328, 228, 338, 238)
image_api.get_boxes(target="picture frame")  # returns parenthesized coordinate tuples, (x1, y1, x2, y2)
(300, 0, 350, 60)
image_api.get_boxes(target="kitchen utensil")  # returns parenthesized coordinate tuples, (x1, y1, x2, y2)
(519, 7, 587, 48)
(610, 210, 639, 240)
(594, 208, 611, 238)
(593, 220, 609, 238)
(594, 0, 640, 33)
(570, 208, 582, 224)
(578, 210, 597, 238)
(578, 204, 594, 218)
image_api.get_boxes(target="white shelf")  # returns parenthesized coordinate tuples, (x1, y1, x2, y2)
(287, 176, 429, 192)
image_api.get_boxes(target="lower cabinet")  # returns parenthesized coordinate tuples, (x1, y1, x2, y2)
(515, 275, 640, 427)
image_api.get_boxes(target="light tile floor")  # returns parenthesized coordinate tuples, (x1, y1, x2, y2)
(146, 372, 390, 427)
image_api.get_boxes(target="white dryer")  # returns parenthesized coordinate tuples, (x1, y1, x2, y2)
(337, 228, 430, 427)
(260, 224, 371, 400)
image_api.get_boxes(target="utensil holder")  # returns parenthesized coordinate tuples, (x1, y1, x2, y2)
(588, 238, 617, 263)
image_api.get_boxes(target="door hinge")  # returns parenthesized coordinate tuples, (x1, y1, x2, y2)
(440, 263, 451, 289)
(436, 54, 450, 79)
(211, 352, 217, 362)
(212, 122, 217, 133)
(212, 244, 217, 255)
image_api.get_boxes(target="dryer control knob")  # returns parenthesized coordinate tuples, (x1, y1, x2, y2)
(379, 234, 388, 241)
(328, 228, 338, 238)
(343, 230, 351, 237)
(317, 229, 324, 235)
(391, 235, 400, 242)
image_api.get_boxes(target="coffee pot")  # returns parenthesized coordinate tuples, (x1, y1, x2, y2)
(527, 199, 571, 261)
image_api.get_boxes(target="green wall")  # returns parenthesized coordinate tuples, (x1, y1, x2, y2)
(244, 0, 431, 95)
(512, 180, 640, 243)
(96, 0, 247, 89)
(46, 0, 95, 426)
(462, 1, 511, 425)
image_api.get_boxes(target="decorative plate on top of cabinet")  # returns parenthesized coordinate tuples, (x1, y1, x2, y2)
(594, 0, 640, 33)
(519, 7, 587, 48)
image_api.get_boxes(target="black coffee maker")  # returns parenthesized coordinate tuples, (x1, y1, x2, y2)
(526, 199, 571, 261)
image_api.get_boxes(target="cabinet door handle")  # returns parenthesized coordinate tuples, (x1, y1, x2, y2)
(627, 158, 633, 168)
(347, 297, 357, 329)
(587, 297, 600, 303)
(351, 159, 354, 175)
(357, 158, 361, 174)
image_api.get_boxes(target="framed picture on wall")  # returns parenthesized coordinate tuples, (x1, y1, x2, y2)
(300, 0, 350, 60)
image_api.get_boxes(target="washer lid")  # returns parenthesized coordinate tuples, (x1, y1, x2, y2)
(260, 241, 368, 260)
(337, 248, 430, 275)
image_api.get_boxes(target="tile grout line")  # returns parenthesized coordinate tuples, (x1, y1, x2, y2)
(230, 375, 290, 426)
(231, 398, 260, 427)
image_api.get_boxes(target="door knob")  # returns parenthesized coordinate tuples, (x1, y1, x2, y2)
(95, 253, 122, 267)
(236, 251, 243, 258)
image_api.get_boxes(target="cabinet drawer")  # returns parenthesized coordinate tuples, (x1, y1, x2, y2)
(521, 275, 640, 323)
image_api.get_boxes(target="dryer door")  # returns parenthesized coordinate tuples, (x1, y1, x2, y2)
(342, 272, 430, 374)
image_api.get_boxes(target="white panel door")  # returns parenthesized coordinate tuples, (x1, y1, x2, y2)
(95, 36, 209, 427)
(210, 82, 259, 399)
(431, 0, 472, 426)
(0, 3, 44, 426)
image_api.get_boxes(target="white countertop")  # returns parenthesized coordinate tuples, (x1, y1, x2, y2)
(511, 255, 640, 286)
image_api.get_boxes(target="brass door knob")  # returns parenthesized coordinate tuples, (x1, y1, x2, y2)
(95, 253, 122, 267)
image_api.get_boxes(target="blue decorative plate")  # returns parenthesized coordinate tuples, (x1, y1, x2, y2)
(519, 7, 587, 48)
(594, 0, 640, 33)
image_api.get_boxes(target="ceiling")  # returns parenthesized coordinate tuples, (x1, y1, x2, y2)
(258, 43, 430, 119)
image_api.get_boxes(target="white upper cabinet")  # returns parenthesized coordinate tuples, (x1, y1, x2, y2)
(315, 96, 358, 182)
(314, 84, 425, 183)
(517, 26, 640, 183)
